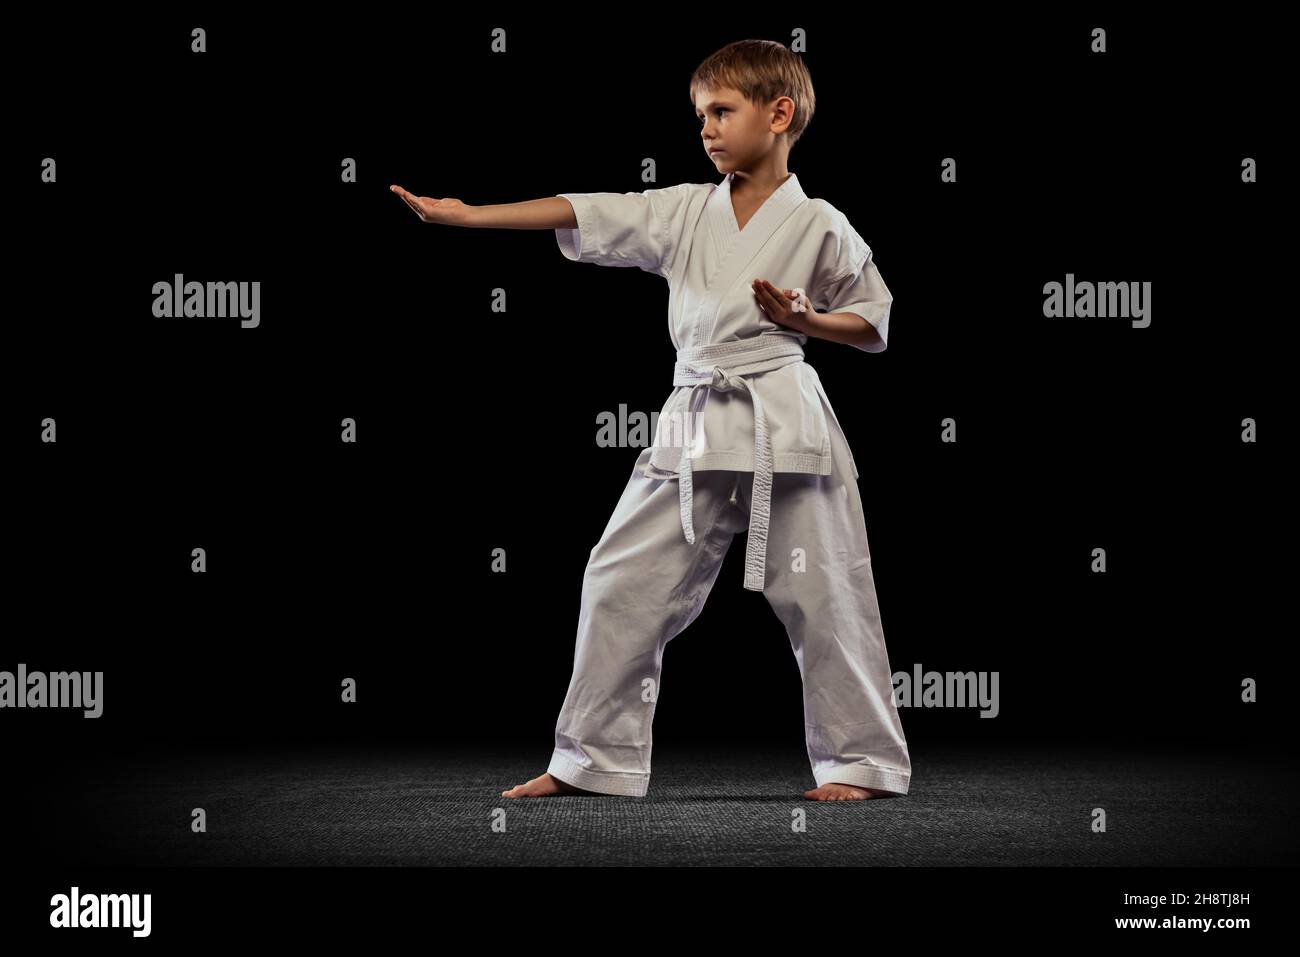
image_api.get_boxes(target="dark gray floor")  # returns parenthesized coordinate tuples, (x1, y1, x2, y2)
(47, 745, 1297, 866)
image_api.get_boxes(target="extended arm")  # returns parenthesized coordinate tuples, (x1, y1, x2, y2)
(466, 197, 578, 230)
(389, 185, 577, 229)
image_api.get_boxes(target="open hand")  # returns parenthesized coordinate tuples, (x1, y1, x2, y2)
(390, 185, 472, 225)
(751, 279, 811, 329)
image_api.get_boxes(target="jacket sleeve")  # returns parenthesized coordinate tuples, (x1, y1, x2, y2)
(554, 184, 695, 279)
(812, 231, 893, 353)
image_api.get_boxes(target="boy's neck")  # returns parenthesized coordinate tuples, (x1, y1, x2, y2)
(729, 167, 793, 202)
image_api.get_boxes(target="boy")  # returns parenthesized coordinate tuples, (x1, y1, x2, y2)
(391, 39, 910, 801)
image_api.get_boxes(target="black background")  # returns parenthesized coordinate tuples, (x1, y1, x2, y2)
(6, 10, 1291, 862)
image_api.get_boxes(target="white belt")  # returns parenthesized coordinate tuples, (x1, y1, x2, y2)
(671, 333, 806, 592)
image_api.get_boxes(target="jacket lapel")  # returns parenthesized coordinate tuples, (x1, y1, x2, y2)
(693, 172, 807, 344)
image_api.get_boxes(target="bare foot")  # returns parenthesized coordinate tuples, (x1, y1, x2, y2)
(501, 772, 601, 798)
(803, 782, 895, 801)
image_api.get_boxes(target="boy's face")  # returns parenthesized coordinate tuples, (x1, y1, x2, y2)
(694, 85, 792, 172)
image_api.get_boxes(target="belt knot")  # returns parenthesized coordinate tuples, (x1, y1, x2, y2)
(707, 366, 747, 392)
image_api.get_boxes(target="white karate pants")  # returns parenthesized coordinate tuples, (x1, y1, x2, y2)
(547, 422, 911, 797)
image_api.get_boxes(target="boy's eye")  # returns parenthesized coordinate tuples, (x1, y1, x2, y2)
(697, 109, 728, 123)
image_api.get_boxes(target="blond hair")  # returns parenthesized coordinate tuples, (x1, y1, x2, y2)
(689, 40, 815, 148)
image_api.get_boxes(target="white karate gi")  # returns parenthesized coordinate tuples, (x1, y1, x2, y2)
(546, 172, 910, 796)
